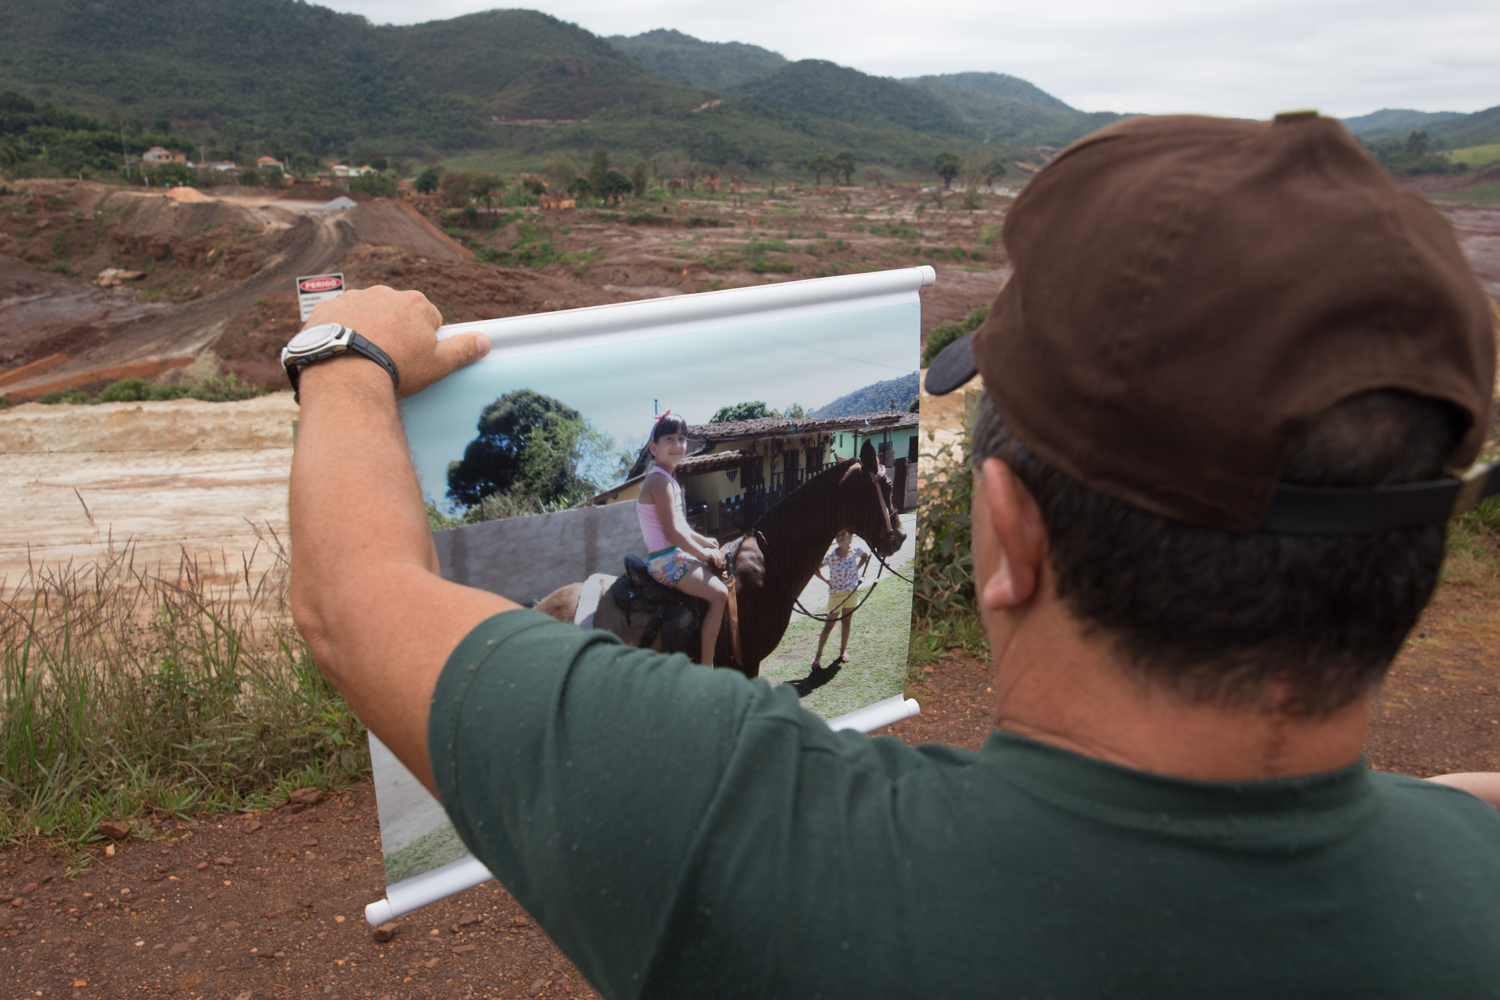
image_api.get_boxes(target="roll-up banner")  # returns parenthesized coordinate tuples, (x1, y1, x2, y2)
(367, 266, 932, 926)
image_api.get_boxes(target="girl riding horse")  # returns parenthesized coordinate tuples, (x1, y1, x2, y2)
(637, 412, 728, 665)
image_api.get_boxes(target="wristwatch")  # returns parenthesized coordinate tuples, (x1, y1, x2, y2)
(280, 323, 399, 402)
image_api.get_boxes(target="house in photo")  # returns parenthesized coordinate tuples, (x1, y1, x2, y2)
(255, 156, 285, 171)
(582, 411, 920, 542)
(330, 164, 377, 178)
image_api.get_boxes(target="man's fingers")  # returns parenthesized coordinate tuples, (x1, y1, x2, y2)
(432, 332, 491, 378)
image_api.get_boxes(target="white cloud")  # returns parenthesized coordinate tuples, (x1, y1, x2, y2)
(320, 0, 1499, 119)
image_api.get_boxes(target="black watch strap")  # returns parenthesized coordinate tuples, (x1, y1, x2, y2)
(287, 333, 400, 402)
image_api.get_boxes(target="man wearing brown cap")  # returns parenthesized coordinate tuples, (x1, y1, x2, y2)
(288, 112, 1500, 997)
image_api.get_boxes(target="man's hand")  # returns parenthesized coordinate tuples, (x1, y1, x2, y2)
(291, 284, 516, 796)
(305, 285, 489, 398)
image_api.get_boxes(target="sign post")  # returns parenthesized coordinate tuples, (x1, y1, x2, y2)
(296, 273, 345, 322)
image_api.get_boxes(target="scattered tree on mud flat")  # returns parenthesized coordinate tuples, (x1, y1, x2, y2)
(415, 167, 440, 193)
(446, 389, 612, 508)
(832, 150, 858, 185)
(546, 155, 577, 194)
(711, 401, 777, 423)
(587, 147, 612, 200)
(933, 151, 960, 188)
(961, 156, 1006, 209)
(807, 153, 833, 186)
(599, 169, 634, 204)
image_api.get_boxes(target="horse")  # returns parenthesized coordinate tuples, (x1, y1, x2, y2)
(536, 440, 906, 679)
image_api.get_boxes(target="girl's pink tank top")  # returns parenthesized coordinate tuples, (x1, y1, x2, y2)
(637, 466, 680, 553)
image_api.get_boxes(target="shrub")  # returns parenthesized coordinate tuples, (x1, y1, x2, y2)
(0, 543, 366, 841)
(921, 303, 991, 367)
(37, 373, 266, 405)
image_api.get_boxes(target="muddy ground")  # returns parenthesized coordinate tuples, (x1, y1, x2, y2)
(0, 180, 1006, 399)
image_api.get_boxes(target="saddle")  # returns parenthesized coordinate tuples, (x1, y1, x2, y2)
(609, 554, 704, 657)
(609, 552, 744, 666)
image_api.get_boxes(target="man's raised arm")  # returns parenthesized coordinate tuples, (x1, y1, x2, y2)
(287, 285, 514, 796)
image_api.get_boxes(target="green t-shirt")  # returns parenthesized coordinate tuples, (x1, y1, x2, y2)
(429, 609, 1500, 999)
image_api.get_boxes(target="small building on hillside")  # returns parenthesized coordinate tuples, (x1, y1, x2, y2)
(330, 164, 376, 178)
(142, 147, 188, 165)
(582, 411, 920, 541)
(202, 160, 239, 175)
(256, 156, 285, 171)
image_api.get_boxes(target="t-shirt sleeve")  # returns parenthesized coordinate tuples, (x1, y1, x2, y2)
(426, 609, 769, 993)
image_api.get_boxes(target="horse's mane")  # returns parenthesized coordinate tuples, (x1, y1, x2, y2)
(756, 456, 860, 526)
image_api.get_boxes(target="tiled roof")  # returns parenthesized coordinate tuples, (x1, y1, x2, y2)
(687, 410, 918, 441)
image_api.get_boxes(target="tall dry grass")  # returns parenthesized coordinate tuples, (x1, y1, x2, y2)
(0, 535, 366, 844)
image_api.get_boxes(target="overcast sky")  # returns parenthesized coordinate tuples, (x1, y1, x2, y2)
(317, 0, 1496, 120)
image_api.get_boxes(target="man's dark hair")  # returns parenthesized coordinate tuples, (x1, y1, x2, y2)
(972, 390, 1466, 715)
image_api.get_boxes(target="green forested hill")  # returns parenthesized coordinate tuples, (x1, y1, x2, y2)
(1353, 104, 1500, 149)
(911, 72, 1073, 111)
(814, 373, 921, 418)
(0, 0, 475, 150)
(391, 13, 708, 120)
(476, 100, 1018, 175)
(608, 29, 787, 90)
(907, 76, 1123, 146)
(0, 0, 1092, 174)
(1341, 108, 1466, 137)
(0, 0, 704, 152)
(725, 61, 974, 137)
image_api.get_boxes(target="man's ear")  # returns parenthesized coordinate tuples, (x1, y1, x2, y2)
(978, 458, 1048, 610)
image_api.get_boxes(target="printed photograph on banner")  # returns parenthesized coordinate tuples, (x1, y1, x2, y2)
(378, 292, 919, 889)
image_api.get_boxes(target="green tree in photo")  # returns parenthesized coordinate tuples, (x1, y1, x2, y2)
(262, 165, 284, 187)
(631, 160, 649, 198)
(933, 151, 961, 188)
(415, 167, 440, 194)
(238, 167, 261, 186)
(446, 389, 611, 508)
(711, 401, 777, 423)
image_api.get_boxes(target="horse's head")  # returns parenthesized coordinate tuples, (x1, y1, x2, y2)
(839, 440, 906, 558)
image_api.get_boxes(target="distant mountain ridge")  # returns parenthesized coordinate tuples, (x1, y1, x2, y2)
(1348, 104, 1500, 150)
(608, 29, 787, 90)
(0, 0, 1121, 168)
(909, 72, 1074, 112)
(0, 0, 707, 151)
(726, 61, 974, 137)
(906, 74, 1125, 146)
(1341, 108, 1466, 135)
(815, 373, 921, 418)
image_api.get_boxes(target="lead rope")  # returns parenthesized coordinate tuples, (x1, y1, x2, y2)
(755, 528, 888, 623)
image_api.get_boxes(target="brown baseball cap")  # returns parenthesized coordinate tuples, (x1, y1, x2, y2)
(927, 112, 1498, 533)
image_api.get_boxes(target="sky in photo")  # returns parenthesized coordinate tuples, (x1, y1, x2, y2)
(401, 301, 919, 507)
(316, 0, 1497, 120)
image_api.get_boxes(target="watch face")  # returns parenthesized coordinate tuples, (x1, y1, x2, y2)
(286, 323, 344, 355)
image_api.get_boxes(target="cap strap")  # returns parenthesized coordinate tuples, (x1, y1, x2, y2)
(1262, 461, 1500, 534)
